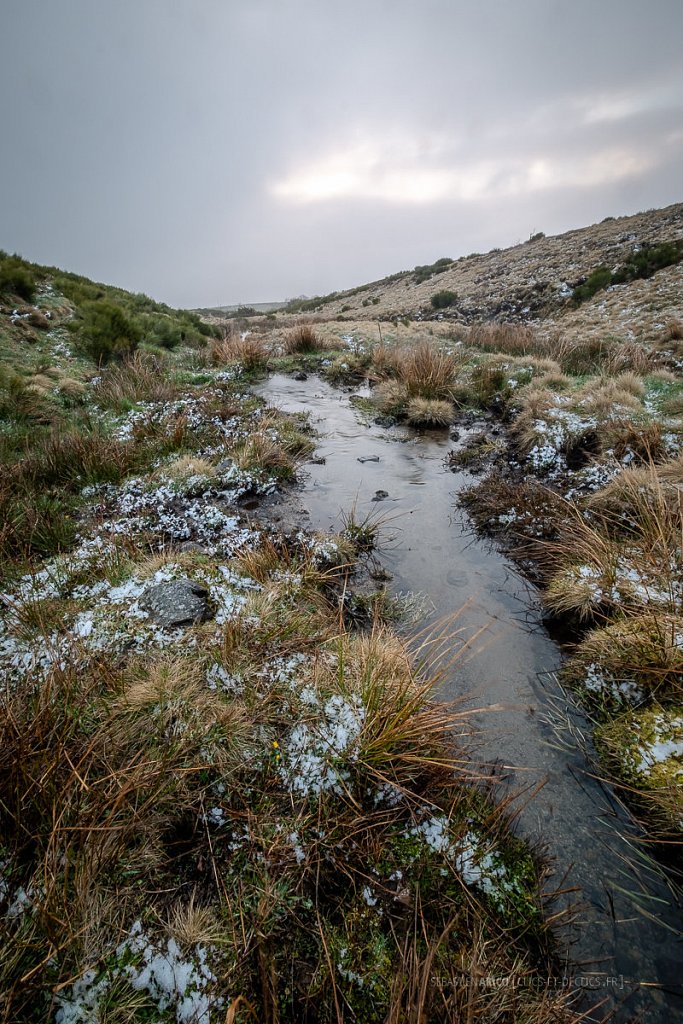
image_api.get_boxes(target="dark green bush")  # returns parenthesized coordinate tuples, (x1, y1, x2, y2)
(430, 289, 458, 310)
(0, 258, 36, 302)
(149, 317, 182, 350)
(572, 266, 612, 304)
(573, 241, 683, 305)
(613, 241, 683, 283)
(76, 301, 141, 364)
(413, 257, 453, 284)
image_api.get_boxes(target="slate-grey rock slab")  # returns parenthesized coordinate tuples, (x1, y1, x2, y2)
(138, 578, 210, 628)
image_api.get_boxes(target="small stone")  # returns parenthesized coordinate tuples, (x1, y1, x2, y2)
(357, 455, 380, 464)
(294, 371, 308, 381)
(309, 455, 326, 465)
(371, 489, 389, 502)
(138, 578, 210, 628)
(216, 457, 235, 474)
(450, 428, 461, 442)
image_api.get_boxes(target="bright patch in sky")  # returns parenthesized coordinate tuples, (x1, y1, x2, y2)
(271, 138, 653, 205)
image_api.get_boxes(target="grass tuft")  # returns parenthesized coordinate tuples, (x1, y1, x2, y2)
(283, 324, 325, 354)
(406, 397, 455, 426)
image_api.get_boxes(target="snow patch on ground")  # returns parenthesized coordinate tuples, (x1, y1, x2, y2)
(55, 921, 220, 1024)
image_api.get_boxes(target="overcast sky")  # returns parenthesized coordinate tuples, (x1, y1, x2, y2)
(2, 1, 682, 308)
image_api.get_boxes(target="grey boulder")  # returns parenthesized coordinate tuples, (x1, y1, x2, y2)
(138, 578, 210, 628)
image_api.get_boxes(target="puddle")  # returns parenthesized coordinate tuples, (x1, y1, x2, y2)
(256, 373, 683, 1022)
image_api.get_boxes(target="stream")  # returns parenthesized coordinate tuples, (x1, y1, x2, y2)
(256, 373, 683, 1022)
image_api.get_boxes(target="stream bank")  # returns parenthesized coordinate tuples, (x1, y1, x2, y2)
(256, 371, 683, 1023)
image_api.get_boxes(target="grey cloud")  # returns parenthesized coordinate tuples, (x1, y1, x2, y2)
(1, 0, 681, 306)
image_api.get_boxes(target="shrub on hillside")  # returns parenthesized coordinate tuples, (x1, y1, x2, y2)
(430, 289, 458, 310)
(614, 240, 683, 283)
(0, 257, 36, 302)
(572, 241, 683, 305)
(76, 301, 142, 364)
(413, 257, 452, 284)
(572, 266, 612, 304)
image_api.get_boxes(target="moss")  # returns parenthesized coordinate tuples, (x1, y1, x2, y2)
(320, 351, 371, 385)
(597, 705, 683, 786)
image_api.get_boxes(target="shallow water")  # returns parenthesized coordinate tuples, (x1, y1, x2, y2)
(257, 373, 683, 1022)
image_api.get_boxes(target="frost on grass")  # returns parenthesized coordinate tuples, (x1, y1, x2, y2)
(406, 815, 531, 911)
(583, 662, 644, 705)
(296, 530, 343, 566)
(549, 558, 682, 616)
(55, 921, 219, 1024)
(111, 388, 241, 444)
(278, 689, 365, 797)
(0, 558, 259, 686)
(88, 474, 260, 555)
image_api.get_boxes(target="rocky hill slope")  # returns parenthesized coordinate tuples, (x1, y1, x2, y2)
(279, 203, 683, 346)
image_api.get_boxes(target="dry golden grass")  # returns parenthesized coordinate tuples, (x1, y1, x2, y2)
(19, 428, 136, 487)
(612, 370, 646, 397)
(160, 454, 216, 483)
(375, 378, 410, 414)
(531, 370, 573, 392)
(600, 418, 667, 462)
(209, 330, 270, 370)
(542, 468, 683, 621)
(578, 380, 642, 417)
(406, 397, 455, 426)
(509, 388, 558, 454)
(467, 322, 538, 355)
(25, 371, 59, 395)
(167, 896, 225, 948)
(657, 453, 683, 484)
(235, 431, 293, 473)
(566, 612, 683, 702)
(664, 317, 683, 342)
(393, 340, 461, 400)
(282, 323, 327, 354)
(370, 341, 404, 379)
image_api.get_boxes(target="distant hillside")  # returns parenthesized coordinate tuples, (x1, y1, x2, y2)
(0, 251, 216, 372)
(276, 203, 683, 341)
(195, 301, 287, 317)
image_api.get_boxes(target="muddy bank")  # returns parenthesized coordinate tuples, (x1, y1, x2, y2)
(256, 372, 683, 1023)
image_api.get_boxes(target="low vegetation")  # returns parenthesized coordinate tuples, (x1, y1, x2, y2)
(282, 323, 331, 355)
(572, 240, 683, 304)
(430, 289, 458, 310)
(413, 257, 453, 284)
(0, 263, 579, 1022)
